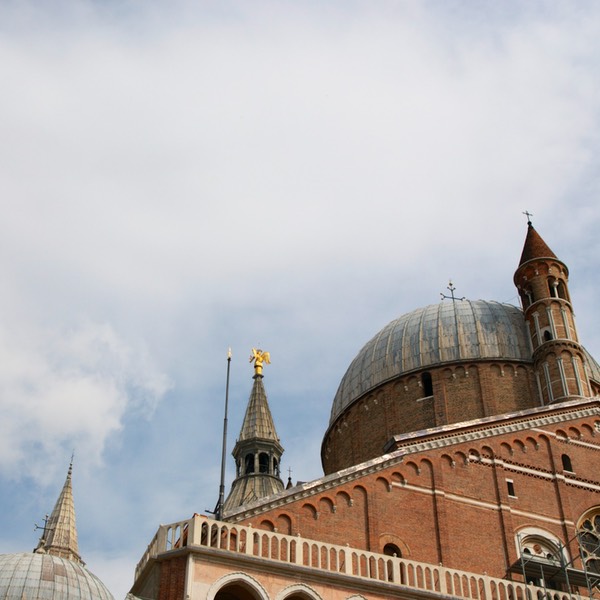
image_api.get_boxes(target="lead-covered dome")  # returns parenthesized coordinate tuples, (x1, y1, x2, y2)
(330, 300, 531, 425)
(0, 553, 114, 600)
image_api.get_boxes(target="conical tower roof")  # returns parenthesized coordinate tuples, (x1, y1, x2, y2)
(222, 352, 285, 515)
(35, 461, 82, 564)
(238, 375, 280, 443)
(518, 221, 558, 266)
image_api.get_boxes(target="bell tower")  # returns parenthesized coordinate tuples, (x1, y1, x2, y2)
(222, 349, 284, 514)
(514, 217, 592, 404)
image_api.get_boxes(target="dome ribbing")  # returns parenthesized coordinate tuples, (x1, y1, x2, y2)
(330, 300, 532, 425)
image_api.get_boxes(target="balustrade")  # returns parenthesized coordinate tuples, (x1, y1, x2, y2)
(135, 515, 588, 600)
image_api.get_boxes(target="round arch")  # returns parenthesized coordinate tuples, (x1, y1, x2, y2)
(514, 527, 568, 564)
(275, 583, 323, 600)
(208, 572, 269, 600)
(577, 506, 600, 574)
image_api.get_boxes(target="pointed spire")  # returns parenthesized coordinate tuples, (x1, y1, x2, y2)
(518, 221, 558, 267)
(238, 375, 280, 443)
(222, 352, 285, 515)
(35, 459, 82, 564)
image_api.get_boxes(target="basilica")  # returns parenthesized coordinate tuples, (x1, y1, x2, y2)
(1, 221, 600, 600)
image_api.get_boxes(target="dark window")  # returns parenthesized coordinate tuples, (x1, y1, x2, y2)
(259, 452, 269, 473)
(383, 543, 402, 557)
(557, 281, 569, 301)
(507, 480, 516, 497)
(422, 372, 433, 396)
(543, 330, 553, 342)
(244, 453, 255, 474)
(562, 454, 573, 472)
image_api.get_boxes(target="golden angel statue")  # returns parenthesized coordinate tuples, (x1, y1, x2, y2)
(249, 348, 271, 376)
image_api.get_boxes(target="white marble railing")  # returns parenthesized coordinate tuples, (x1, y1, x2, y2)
(135, 515, 590, 600)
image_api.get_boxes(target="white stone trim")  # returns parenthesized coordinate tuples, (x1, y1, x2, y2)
(276, 583, 323, 600)
(207, 572, 269, 600)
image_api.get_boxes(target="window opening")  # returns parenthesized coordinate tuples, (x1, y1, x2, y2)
(578, 511, 600, 575)
(422, 372, 433, 397)
(557, 281, 568, 301)
(244, 453, 255, 474)
(561, 454, 573, 472)
(258, 452, 269, 474)
(507, 480, 516, 497)
(383, 543, 402, 557)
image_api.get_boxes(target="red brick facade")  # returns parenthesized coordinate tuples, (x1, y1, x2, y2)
(133, 224, 600, 600)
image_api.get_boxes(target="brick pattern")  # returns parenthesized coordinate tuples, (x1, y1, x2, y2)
(158, 556, 186, 600)
(514, 257, 592, 404)
(244, 414, 600, 583)
(322, 362, 538, 474)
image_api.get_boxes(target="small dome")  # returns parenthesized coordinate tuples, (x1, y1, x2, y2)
(0, 553, 114, 600)
(330, 300, 531, 424)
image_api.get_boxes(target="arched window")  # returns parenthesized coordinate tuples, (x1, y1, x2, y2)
(383, 543, 402, 557)
(561, 454, 573, 472)
(215, 583, 262, 600)
(578, 510, 600, 574)
(518, 532, 564, 589)
(422, 372, 433, 397)
(543, 330, 553, 342)
(520, 288, 532, 309)
(244, 453, 255, 474)
(557, 281, 569, 301)
(259, 452, 269, 473)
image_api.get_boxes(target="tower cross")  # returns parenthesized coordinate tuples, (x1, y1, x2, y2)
(440, 281, 465, 302)
(523, 210, 533, 225)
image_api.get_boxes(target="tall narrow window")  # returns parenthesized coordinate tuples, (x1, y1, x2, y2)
(245, 453, 255, 474)
(507, 480, 516, 497)
(562, 454, 573, 472)
(259, 452, 269, 473)
(422, 372, 433, 397)
(557, 281, 569, 301)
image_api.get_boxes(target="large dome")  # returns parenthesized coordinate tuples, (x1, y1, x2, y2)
(330, 300, 531, 425)
(0, 553, 114, 600)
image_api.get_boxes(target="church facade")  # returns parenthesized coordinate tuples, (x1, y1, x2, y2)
(130, 222, 600, 600)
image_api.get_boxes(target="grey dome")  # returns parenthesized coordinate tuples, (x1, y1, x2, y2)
(584, 347, 600, 385)
(0, 553, 114, 600)
(330, 300, 531, 424)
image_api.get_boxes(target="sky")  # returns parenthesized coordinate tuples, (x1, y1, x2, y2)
(1, 1, 600, 598)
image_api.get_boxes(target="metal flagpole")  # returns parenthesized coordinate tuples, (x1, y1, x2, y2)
(215, 347, 232, 521)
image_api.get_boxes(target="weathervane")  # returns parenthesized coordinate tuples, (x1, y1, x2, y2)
(440, 281, 465, 302)
(523, 210, 533, 225)
(249, 348, 271, 377)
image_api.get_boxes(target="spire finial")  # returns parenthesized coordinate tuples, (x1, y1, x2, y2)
(249, 348, 271, 377)
(523, 210, 533, 226)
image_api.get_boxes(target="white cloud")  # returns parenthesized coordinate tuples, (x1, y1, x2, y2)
(0, 318, 170, 484)
(0, 2, 600, 598)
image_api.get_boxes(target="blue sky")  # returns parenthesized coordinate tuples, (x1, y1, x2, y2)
(1, 1, 600, 598)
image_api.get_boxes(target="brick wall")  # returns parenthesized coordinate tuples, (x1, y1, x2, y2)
(322, 361, 539, 474)
(243, 413, 600, 583)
